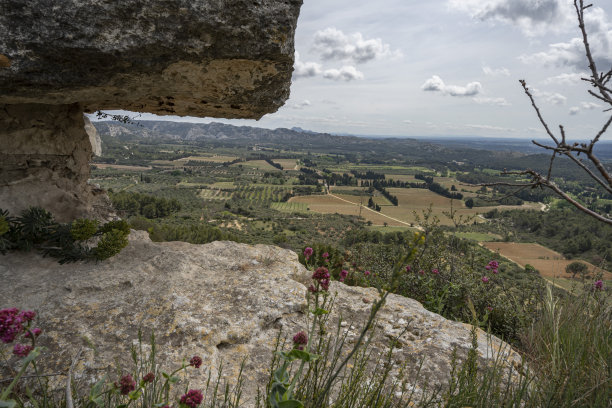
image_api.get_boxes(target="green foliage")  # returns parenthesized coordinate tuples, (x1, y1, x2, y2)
(94, 229, 129, 260)
(109, 191, 181, 219)
(0, 207, 130, 263)
(70, 219, 99, 241)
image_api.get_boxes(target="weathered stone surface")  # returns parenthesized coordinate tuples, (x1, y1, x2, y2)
(0, 234, 521, 405)
(0, 103, 112, 221)
(0, 0, 301, 119)
(0, 0, 302, 219)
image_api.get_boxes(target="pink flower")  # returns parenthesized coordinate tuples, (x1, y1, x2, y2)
(189, 355, 202, 368)
(481, 276, 490, 283)
(364, 270, 371, 276)
(25, 328, 42, 338)
(303, 247, 314, 260)
(0, 308, 36, 344)
(339, 269, 348, 282)
(594, 280, 604, 290)
(322, 252, 329, 259)
(486, 306, 493, 312)
(432, 268, 439, 275)
(180, 389, 204, 408)
(418, 269, 425, 275)
(142, 372, 155, 383)
(13, 344, 33, 357)
(118, 374, 136, 395)
(406, 265, 411, 272)
(292, 331, 308, 350)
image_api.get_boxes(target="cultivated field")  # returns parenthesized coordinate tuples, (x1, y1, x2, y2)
(274, 159, 298, 170)
(481, 242, 612, 280)
(232, 160, 279, 171)
(289, 194, 411, 227)
(92, 163, 152, 171)
(270, 202, 309, 213)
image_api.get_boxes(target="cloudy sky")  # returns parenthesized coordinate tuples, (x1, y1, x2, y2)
(106, 0, 612, 139)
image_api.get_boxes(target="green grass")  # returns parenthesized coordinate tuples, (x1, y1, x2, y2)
(270, 202, 309, 213)
(365, 225, 417, 233)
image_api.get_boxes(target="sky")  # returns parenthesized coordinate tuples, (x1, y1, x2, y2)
(99, 0, 612, 139)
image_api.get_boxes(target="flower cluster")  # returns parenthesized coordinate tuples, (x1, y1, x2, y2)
(594, 280, 604, 291)
(117, 374, 136, 395)
(189, 355, 202, 368)
(303, 247, 314, 261)
(485, 260, 499, 274)
(142, 372, 155, 383)
(13, 344, 34, 357)
(339, 269, 349, 282)
(292, 331, 308, 350)
(309, 266, 331, 292)
(180, 389, 204, 408)
(1, 308, 36, 344)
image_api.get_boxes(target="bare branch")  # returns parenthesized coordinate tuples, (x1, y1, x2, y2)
(520, 80, 559, 144)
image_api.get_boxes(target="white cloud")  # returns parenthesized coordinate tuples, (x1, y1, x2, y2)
(581, 101, 603, 110)
(466, 124, 516, 132)
(542, 72, 589, 85)
(483, 66, 510, 76)
(323, 66, 364, 81)
(569, 106, 580, 115)
(421, 75, 482, 96)
(403, 120, 412, 124)
(519, 7, 612, 69)
(473, 97, 511, 106)
(448, 0, 572, 36)
(293, 52, 322, 79)
(290, 100, 312, 110)
(312, 27, 401, 64)
(532, 88, 567, 105)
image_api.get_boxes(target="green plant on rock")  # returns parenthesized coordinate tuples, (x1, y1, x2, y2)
(0, 207, 130, 263)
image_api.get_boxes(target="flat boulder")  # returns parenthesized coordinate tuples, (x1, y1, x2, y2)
(0, 233, 522, 405)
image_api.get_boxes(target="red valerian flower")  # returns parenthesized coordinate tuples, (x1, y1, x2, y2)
(292, 331, 308, 350)
(142, 372, 155, 383)
(339, 269, 348, 282)
(303, 247, 314, 260)
(594, 280, 604, 290)
(180, 389, 204, 408)
(189, 355, 202, 368)
(13, 344, 33, 357)
(118, 374, 136, 395)
(481, 276, 490, 283)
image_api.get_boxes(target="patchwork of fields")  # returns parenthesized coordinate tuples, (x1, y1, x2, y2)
(481, 242, 612, 281)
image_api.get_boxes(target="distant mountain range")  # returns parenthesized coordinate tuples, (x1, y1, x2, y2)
(92, 120, 612, 163)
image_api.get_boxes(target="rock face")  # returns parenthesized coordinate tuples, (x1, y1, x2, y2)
(0, 104, 110, 221)
(0, 0, 302, 219)
(0, 233, 521, 405)
(0, 0, 301, 119)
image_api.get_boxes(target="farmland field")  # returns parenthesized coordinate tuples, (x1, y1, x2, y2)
(177, 155, 239, 163)
(481, 242, 612, 280)
(270, 202, 309, 213)
(93, 163, 152, 171)
(233, 160, 279, 171)
(289, 194, 411, 227)
(274, 159, 298, 170)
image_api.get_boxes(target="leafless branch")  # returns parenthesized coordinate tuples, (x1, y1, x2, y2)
(484, 1, 612, 225)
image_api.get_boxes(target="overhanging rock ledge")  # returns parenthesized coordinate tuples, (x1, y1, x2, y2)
(0, 0, 302, 220)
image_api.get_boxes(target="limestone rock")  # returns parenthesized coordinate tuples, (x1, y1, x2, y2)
(0, 234, 522, 405)
(0, 0, 302, 220)
(0, 0, 302, 119)
(0, 103, 111, 221)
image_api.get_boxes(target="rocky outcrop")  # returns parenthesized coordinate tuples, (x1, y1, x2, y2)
(0, 233, 521, 405)
(0, 0, 302, 219)
(0, 103, 110, 222)
(0, 0, 301, 119)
